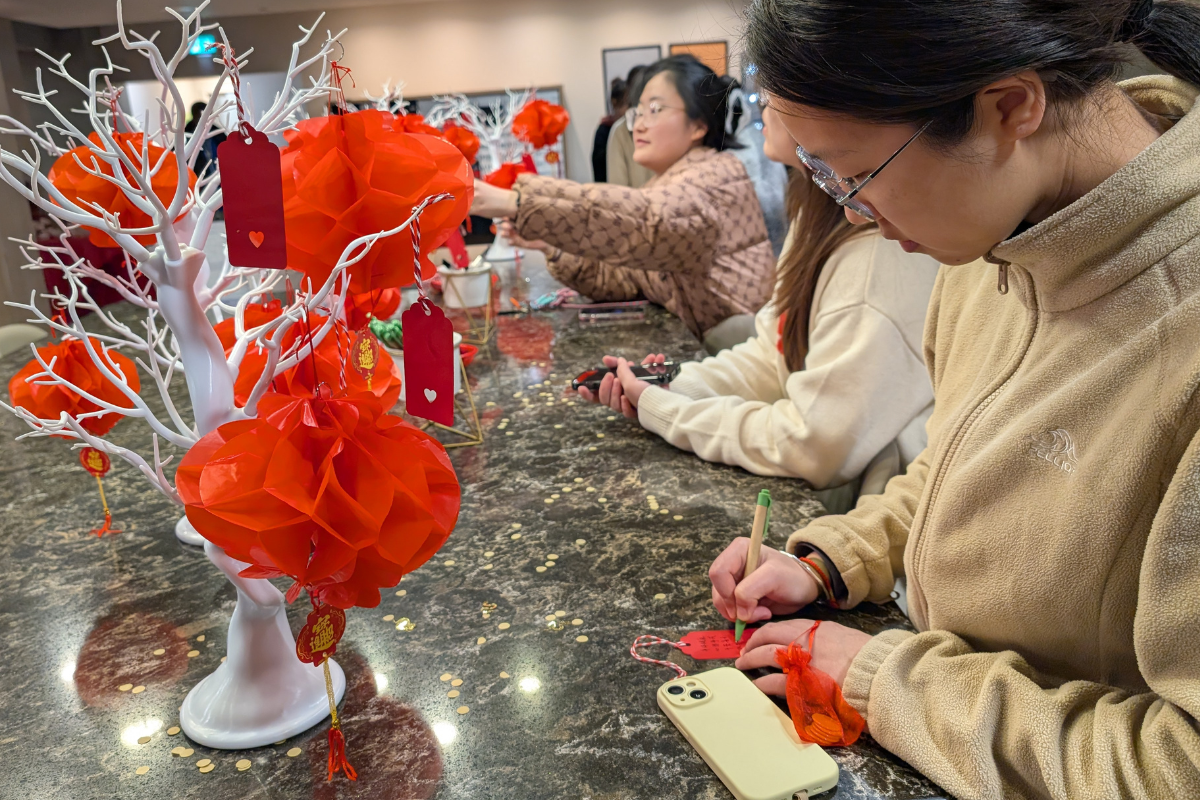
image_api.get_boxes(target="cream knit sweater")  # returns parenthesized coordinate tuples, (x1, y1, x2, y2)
(787, 76, 1200, 800)
(637, 231, 940, 488)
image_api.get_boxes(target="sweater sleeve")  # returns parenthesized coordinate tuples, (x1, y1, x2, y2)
(545, 250, 642, 303)
(637, 301, 932, 488)
(660, 304, 786, 403)
(840, 425, 1200, 800)
(514, 172, 719, 274)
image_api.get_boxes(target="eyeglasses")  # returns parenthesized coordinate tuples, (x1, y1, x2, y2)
(794, 119, 933, 221)
(625, 101, 685, 129)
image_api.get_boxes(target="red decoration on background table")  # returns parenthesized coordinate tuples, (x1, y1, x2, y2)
(521, 152, 538, 173)
(775, 621, 865, 747)
(395, 113, 442, 137)
(219, 125, 288, 269)
(213, 302, 401, 410)
(295, 600, 356, 781)
(445, 228, 470, 268)
(402, 297, 454, 426)
(344, 287, 400, 330)
(482, 161, 535, 190)
(512, 98, 570, 149)
(176, 391, 461, 609)
(78, 446, 121, 536)
(279, 109, 473, 295)
(441, 122, 480, 164)
(7, 337, 141, 436)
(48, 132, 198, 248)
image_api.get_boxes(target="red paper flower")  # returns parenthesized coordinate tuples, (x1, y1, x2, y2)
(177, 392, 461, 609)
(213, 301, 401, 411)
(48, 132, 197, 248)
(344, 287, 400, 331)
(394, 113, 443, 137)
(512, 99, 570, 149)
(280, 109, 474, 295)
(7, 337, 141, 436)
(483, 162, 536, 190)
(440, 122, 480, 165)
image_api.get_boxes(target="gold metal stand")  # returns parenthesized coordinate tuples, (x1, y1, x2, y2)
(420, 356, 483, 449)
(443, 267, 495, 346)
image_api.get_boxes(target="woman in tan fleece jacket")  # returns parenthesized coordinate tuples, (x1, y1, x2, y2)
(707, 1, 1200, 799)
(470, 55, 776, 346)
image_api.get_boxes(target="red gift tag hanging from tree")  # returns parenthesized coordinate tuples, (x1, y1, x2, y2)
(215, 45, 287, 269)
(403, 297, 454, 426)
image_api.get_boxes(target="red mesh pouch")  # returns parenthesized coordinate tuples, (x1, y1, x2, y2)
(774, 621, 866, 747)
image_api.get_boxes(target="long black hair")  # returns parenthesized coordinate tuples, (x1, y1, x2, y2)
(747, 0, 1200, 148)
(633, 54, 744, 151)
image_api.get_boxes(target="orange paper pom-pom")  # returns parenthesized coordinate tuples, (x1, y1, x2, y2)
(344, 287, 401, 330)
(48, 132, 197, 248)
(177, 392, 461, 609)
(483, 162, 536, 190)
(512, 99, 570, 149)
(213, 301, 401, 410)
(280, 109, 474, 295)
(440, 122, 480, 165)
(394, 113, 443, 137)
(7, 337, 141, 436)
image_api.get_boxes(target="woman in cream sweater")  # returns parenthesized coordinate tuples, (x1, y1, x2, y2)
(710, 1, 1200, 799)
(581, 104, 940, 501)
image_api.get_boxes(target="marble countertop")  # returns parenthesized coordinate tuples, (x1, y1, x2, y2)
(0, 254, 944, 800)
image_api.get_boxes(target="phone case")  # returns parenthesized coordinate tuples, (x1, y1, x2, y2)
(658, 667, 839, 800)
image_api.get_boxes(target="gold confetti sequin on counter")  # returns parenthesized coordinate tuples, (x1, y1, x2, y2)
(499, 671, 511, 679)
(395, 618, 416, 631)
(448, 689, 460, 698)
(287, 747, 303, 757)
(440, 673, 453, 681)
(498, 622, 510, 630)
(196, 635, 205, 642)
(456, 706, 469, 715)
(236, 759, 252, 771)
(136, 735, 151, 744)
(383, 614, 395, 622)
(196, 759, 212, 768)
(118, 683, 133, 692)
(153, 648, 165, 656)
(131, 686, 145, 694)
(654, 593, 667, 600)
(167, 726, 180, 736)
(187, 650, 200, 658)
(571, 619, 583, 626)
(476, 637, 487, 645)
(451, 679, 463, 687)
(135, 766, 150, 775)
(199, 764, 215, 774)
(396, 589, 407, 596)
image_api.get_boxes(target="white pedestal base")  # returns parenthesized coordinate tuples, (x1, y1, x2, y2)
(484, 226, 518, 262)
(180, 542, 346, 749)
(175, 515, 205, 546)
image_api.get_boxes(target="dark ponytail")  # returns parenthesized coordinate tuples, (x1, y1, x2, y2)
(635, 55, 745, 151)
(746, 0, 1200, 148)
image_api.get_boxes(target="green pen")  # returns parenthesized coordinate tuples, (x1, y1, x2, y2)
(734, 489, 772, 643)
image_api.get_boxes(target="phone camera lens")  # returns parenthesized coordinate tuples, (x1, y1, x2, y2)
(689, 689, 708, 700)
(667, 685, 685, 695)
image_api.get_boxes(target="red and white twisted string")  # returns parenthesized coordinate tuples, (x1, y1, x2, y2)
(630, 635, 688, 678)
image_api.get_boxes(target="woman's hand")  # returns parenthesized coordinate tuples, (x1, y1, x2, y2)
(735, 620, 873, 693)
(709, 538, 821, 624)
(575, 354, 664, 418)
(470, 179, 519, 218)
(498, 220, 550, 253)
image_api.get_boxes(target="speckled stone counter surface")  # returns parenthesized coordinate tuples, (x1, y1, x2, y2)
(0, 254, 944, 800)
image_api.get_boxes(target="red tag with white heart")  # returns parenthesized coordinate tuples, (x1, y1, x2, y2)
(678, 629, 759, 660)
(402, 297, 454, 425)
(445, 228, 470, 268)
(218, 124, 288, 269)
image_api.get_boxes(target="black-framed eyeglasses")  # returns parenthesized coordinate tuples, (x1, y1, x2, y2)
(794, 119, 934, 221)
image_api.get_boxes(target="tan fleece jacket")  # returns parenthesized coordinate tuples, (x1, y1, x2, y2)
(786, 76, 1200, 800)
(637, 231, 939, 488)
(515, 147, 776, 337)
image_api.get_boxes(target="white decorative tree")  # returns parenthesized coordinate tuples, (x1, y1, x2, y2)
(0, 1, 453, 748)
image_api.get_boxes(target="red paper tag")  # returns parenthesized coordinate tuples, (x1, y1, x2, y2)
(678, 629, 759, 660)
(402, 297, 454, 425)
(521, 152, 537, 173)
(218, 124, 287, 269)
(445, 228, 470, 268)
(295, 603, 346, 665)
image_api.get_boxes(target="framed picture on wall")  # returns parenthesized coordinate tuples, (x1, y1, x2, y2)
(669, 41, 728, 76)
(602, 45, 662, 114)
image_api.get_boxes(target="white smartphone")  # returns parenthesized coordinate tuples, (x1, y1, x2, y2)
(658, 667, 840, 800)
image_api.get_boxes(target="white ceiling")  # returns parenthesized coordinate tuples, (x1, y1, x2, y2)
(0, 0, 440, 29)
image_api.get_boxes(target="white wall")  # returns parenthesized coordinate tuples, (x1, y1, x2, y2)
(197, 0, 751, 182)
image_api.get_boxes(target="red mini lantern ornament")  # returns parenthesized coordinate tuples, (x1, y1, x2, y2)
(78, 447, 121, 536)
(48, 132, 198, 248)
(176, 391, 461, 610)
(295, 599, 356, 781)
(212, 302, 402, 410)
(280, 109, 473, 295)
(512, 98, 570, 149)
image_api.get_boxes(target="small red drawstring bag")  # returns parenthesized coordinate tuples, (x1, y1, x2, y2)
(775, 621, 866, 747)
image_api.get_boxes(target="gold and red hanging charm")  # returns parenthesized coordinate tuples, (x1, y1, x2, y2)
(350, 329, 380, 391)
(296, 598, 357, 781)
(78, 447, 120, 537)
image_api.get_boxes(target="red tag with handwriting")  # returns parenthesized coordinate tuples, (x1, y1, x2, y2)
(296, 603, 346, 665)
(218, 124, 287, 269)
(402, 297, 454, 425)
(445, 228, 470, 268)
(678, 629, 758, 660)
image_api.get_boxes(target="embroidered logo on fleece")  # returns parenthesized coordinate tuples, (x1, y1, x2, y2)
(1029, 429, 1079, 474)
